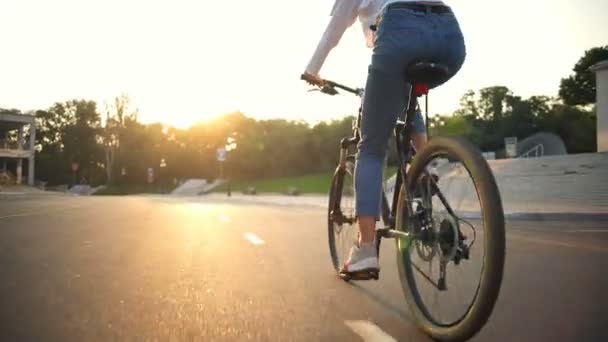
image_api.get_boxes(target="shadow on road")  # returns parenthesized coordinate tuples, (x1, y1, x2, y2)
(349, 282, 410, 319)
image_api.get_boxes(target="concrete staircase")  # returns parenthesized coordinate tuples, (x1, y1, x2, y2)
(170, 179, 226, 196)
(385, 153, 608, 215)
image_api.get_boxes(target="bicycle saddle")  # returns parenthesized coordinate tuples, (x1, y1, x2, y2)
(406, 62, 450, 86)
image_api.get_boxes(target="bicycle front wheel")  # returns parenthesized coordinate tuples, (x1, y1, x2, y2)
(327, 157, 358, 272)
(396, 136, 505, 341)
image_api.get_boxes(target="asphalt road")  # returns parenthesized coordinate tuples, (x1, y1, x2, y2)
(0, 195, 606, 341)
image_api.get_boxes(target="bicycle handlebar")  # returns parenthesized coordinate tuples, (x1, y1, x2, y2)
(301, 74, 363, 97)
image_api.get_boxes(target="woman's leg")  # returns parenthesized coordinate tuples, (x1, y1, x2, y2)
(344, 5, 465, 273)
(356, 92, 427, 246)
(355, 65, 408, 245)
(412, 108, 428, 150)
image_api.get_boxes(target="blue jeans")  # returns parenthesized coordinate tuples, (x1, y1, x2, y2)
(354, 5, 466, 217)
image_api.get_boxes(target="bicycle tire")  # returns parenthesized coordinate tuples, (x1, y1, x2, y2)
(328, 157, 356, 272)
(396, 136, 505, 341)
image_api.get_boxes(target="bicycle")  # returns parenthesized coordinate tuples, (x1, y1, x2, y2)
(302, 62, 505, 342)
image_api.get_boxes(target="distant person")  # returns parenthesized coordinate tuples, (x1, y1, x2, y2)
(303, 0, 465, 278)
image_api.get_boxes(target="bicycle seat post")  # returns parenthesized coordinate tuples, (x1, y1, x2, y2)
(405, 62, 450, 139)
(425, 92, 429, 138)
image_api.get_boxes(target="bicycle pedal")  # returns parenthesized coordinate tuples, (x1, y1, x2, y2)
(339, 269, 380, 281)
(375, 227, 391, 237)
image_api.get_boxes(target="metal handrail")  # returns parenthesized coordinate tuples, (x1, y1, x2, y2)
(519, 144, 544, 158)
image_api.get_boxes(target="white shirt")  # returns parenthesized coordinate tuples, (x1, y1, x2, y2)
(305, 0, 445, 75)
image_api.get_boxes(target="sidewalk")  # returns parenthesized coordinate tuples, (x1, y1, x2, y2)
(0, 185, 68, 197)
(203, 193, 607, 221)
(204, 193, 328, 208)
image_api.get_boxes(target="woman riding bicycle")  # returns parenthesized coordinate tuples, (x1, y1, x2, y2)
(303, 0, 465, 278)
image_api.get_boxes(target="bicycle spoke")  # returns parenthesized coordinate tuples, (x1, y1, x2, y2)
(434, 185, 457, 218)
(411, 260, 442, 290)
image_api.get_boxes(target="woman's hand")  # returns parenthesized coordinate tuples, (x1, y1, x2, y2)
(302, 72, 324, 87)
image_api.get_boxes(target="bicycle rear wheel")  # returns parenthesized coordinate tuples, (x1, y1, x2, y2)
(396, 136, 505, 341)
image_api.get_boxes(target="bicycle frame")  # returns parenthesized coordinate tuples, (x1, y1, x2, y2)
(308, 73, 437, 242)
(334, 87, 421, 233)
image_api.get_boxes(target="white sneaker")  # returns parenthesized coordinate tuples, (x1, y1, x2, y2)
(340, 243, 379, 273)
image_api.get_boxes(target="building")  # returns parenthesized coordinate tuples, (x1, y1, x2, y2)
(0, 111, 36, 185)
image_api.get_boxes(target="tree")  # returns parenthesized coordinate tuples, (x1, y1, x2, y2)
(454, 90, 479, 118)
(527, 96, 553, 118)
(103, 94, 137, 185)
(478, 86, 513, 120)
(537, 103, 596, 153)
(61, 100, 103, 184)
(559, 46, 608, 106)
(0, 108, 22, 146)
(443, 87, 597, 153)
(34, 100, 102, 185)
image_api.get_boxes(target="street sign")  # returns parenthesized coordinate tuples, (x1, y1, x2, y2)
(504, 137, 518, 158)
(216, 147, 227, 162)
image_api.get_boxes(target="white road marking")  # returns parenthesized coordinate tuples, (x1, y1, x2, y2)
(219, 214, 232, 223)
(244, 233, 265, 245)
(345, 320, 397, 342)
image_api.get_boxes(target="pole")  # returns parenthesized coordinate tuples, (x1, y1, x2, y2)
(28, 121, 36, 185)
(592, 60, 608, 152)
(16, 159, 23, 185)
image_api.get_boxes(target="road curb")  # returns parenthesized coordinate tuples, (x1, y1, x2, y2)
(0, 191, 70, 197)
(505, 212, 608, 222)
(0, 192, 26, 196)
(457, 211, 608, 222)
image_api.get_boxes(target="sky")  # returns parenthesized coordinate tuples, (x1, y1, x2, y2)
(1, 0, 607, 128)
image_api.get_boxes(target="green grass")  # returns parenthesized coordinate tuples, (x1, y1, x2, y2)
(216, 166, 398, 194)
(217, 171, 335, 194)
(93, 166, 399, 196)
(94, 184, 170, 196)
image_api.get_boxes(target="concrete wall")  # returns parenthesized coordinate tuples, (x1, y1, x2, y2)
(593, 60, 608, 152)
